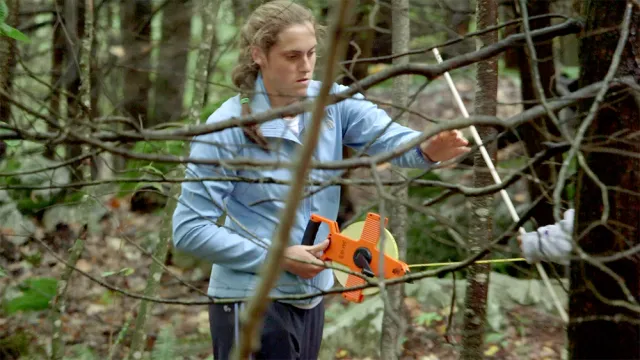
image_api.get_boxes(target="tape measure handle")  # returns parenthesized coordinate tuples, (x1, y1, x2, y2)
(301, 218, 321, 246)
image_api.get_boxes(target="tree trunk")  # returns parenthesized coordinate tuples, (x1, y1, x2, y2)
(65, 0, 86, 184)
(445, 0, 473, 57)
(380, 0, 409, 358)
(45, 0, 66, 160)
(231, 0, 257, 27)
(0, 0, 18, 123)
(152, 0, 192, 126)
(568, 2, 640, 359)
(191, 0, 219, 124)
(117, 0, 152, 170)
(460, 0, 498, 358)
(89, 1, 101, 180)
(202, 1, 221, 106)
(121, 0, 151, 125)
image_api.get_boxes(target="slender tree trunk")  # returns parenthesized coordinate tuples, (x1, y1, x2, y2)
(117, 0, 152, 170)
(121, 0, 151, 126)
(460, 0, 498, 358)
(202, 1, 221, 106)
(152, 0, 192, 126)
(446, 0, 473, 57)
(0, 0, 18, 123)
(89, 11, 100, 179)
(191, 0, 219, 124)
(50, 236, 86, 360)
(568, 2, 640, 358)
(45, 0, 66, 160)
(127, 186, 178, 360)
(380, 0, 409, 358)
(65, 0, 86, 184)
(231, 0, 257, 27)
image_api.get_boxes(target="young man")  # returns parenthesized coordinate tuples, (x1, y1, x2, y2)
(172, 1, 470, 359)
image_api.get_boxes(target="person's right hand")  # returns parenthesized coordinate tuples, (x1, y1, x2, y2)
(282, 239, 330, 279)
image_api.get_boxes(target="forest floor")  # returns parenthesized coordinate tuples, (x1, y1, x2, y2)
(1, 75, 568, 359)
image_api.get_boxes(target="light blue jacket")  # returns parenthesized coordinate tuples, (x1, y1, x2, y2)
(172, 74, 436, 307)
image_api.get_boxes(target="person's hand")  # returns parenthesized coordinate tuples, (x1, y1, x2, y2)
(420, 129, 470, 162)
(282, 239, 330, 279)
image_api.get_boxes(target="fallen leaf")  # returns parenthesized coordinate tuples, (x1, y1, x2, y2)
(436, 324, 448, 335)
(336, 349, 349, 358)
(108, 197, 121, 209)
(86, 304, 106, 316)
(76, 259, 92, 272)
(541, 346, 556, 356)
(368, 64, 388, 74)
(123, 248, 141, 261)
(514, 193, 527, 202)
(106, 236, 123, 250)
(420, 355, 439, 360)
(484, 345, 500, 357)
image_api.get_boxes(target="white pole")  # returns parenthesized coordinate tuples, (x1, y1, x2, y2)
(432, 48, 568, 323)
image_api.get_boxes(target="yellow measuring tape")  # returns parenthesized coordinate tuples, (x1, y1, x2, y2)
(408, 257, 527, 268)
(332, 222, 529, 298)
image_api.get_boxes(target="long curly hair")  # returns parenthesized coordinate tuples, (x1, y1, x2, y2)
(231, 1, 325, 149)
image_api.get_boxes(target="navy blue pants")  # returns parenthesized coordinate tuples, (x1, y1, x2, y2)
(208, 299, 325, 359)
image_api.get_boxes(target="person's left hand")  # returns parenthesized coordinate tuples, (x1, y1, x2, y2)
(420, 129, 471, 162)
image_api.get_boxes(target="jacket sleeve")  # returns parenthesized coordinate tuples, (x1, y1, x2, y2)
(521, 209, 575, 265)
(334, 83, 437, 169)
(171, 115, 268, 273)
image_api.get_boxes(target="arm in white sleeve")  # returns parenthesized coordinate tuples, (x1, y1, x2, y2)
(521, 208, 575, 265)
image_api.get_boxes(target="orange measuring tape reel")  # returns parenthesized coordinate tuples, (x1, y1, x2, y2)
(301, 212, 410, 303)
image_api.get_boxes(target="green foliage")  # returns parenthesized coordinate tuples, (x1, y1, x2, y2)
(405, 170, 464, 265)
(68, 344, 99, 360)
(0, 0, 29, 43)
(414, 311, 442, 327)
(117, 97, 225, 196)
(150, 326, 177, 360)
(118, 139, 186, 195)
(562, 66, 580, 80)
(0, 330, 33, 359)
(2, 277, 58, 315)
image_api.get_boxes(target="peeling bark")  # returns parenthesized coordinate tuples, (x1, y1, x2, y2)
(460, 0, 498, 358)
(569, 2, 640, 358)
